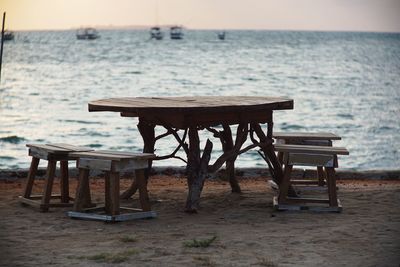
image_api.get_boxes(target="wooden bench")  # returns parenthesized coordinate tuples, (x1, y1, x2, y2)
(67, 150, 157, 222)
(19, 143, 93, 212)
(273, 144, 349, 212)
(274, 132, 341, 187)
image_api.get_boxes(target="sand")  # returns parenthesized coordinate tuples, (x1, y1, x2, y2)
(0, 176, 399, 267)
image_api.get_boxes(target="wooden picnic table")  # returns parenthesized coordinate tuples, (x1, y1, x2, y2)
(88, 96, 294, 212)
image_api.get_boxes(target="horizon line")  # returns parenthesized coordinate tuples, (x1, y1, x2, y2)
(9, 25, 400, 34)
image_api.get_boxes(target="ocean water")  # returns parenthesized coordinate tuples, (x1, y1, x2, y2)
(0, 30, 399, 170)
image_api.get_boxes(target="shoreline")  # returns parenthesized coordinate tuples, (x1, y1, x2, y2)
(1, 166, 399, 181)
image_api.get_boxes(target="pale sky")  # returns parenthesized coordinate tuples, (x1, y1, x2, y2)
(1, 0, 400, 32)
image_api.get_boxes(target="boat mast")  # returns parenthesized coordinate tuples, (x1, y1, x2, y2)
(0, 12, 7, 83)
(155, 0, 159, 26)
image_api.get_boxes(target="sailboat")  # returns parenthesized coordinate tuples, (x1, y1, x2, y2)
(217, 31, 226, 40)
(76, 28, 100, 40)
(3, 30, 14, 41)
(170, 26, 183, 40)
(150, 26, 164, 40)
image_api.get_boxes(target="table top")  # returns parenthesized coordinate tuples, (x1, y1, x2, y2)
(89, 96, 293, 128)
(88, 96, 293, 114)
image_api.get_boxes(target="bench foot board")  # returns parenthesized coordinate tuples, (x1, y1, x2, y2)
(19, 195, 74, 211)
(21, 194, 74, 201)
(273, 197, 342, 213)
(67, 207, 157, 222)
(294, 186, 329, 193)
(291, 179, 326, 186)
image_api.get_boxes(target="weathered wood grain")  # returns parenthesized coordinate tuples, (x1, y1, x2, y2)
(274, 144, 349, 155)
(273, 132, 341, 140)
(89, 96, 294, 114)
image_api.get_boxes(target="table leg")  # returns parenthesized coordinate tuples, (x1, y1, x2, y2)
(221, 125, 241, 193)
(251, 122, 283, 183)
(120, 119, 155, 199)
(185, 127, 213, 213)
(60, 160, 69, 203)
(251, 122, 297, 197)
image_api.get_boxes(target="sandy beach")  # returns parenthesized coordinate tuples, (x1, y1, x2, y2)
(0, 174, 399, 267)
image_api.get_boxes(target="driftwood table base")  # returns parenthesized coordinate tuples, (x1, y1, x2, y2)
(122, 121, 291, 213)
(88, 96, 294, 212)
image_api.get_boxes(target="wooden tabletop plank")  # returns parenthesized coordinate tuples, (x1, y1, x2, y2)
(91, 96, 289, 107)
(89, 96, 294, 114)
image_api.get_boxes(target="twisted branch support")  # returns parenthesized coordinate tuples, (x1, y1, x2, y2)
(120, 119, 156, 199)
(250, 122, 297, 197)
(221, 124, 241, 193)
(185, 127, 213, 213)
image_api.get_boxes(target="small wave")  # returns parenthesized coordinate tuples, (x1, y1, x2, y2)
(279, 124, 306, 131)
(59, 119, 103, 125)
(125, 71, 142, 75)
(337, 113, 354, 119)
(0, 135, 26, 144)
(243, 77, 259, 81)
(109, 146, 141, 151)
(86, 144, 103, 148)
(379, 126, 395, 131)
(86, 131, 111, 137)
(0, 156, 17, 160)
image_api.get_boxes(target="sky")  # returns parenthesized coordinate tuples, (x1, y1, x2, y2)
(1, 0, 400, 32)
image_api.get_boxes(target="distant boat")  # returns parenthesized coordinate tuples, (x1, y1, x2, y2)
(217, 31, 226, 40)
(3, 30, 15, 41)
(170, 26, 183, 40)
(76, 28, 100, 40)
(150, 26, 163, 40)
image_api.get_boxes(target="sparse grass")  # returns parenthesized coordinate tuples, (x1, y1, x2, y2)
(193, 256, 218, 266)
(119, 235, 137, 243)
(183, 235, 217, 248)
(85, 249, 139, 264)
(152, 248, 173, 256)
(255, 257, 278, 267)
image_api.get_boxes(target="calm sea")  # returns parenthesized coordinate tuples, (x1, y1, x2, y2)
(0, 30, 399, 170)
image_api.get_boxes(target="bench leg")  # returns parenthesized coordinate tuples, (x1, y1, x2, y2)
(277, 152, 284, 165)
(23, 157, 40, 198)
(135, 169, 151, 212)
(105, 172, 111, 214)
(326, 167, 338, 207)
(317, 166, 326, 186)
(73, 168, 91, 211)
(278, 164, 293, 203)
(109, 172, 120, 216)
(40, 160, 57, 212)
(60, 160, 69, 203)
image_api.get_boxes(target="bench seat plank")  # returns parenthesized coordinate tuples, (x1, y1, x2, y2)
(46, 143, 93, 152)
(69, 151, 155, 161)
(274, 144, 349, 155)
(273, 132, 341, 140)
